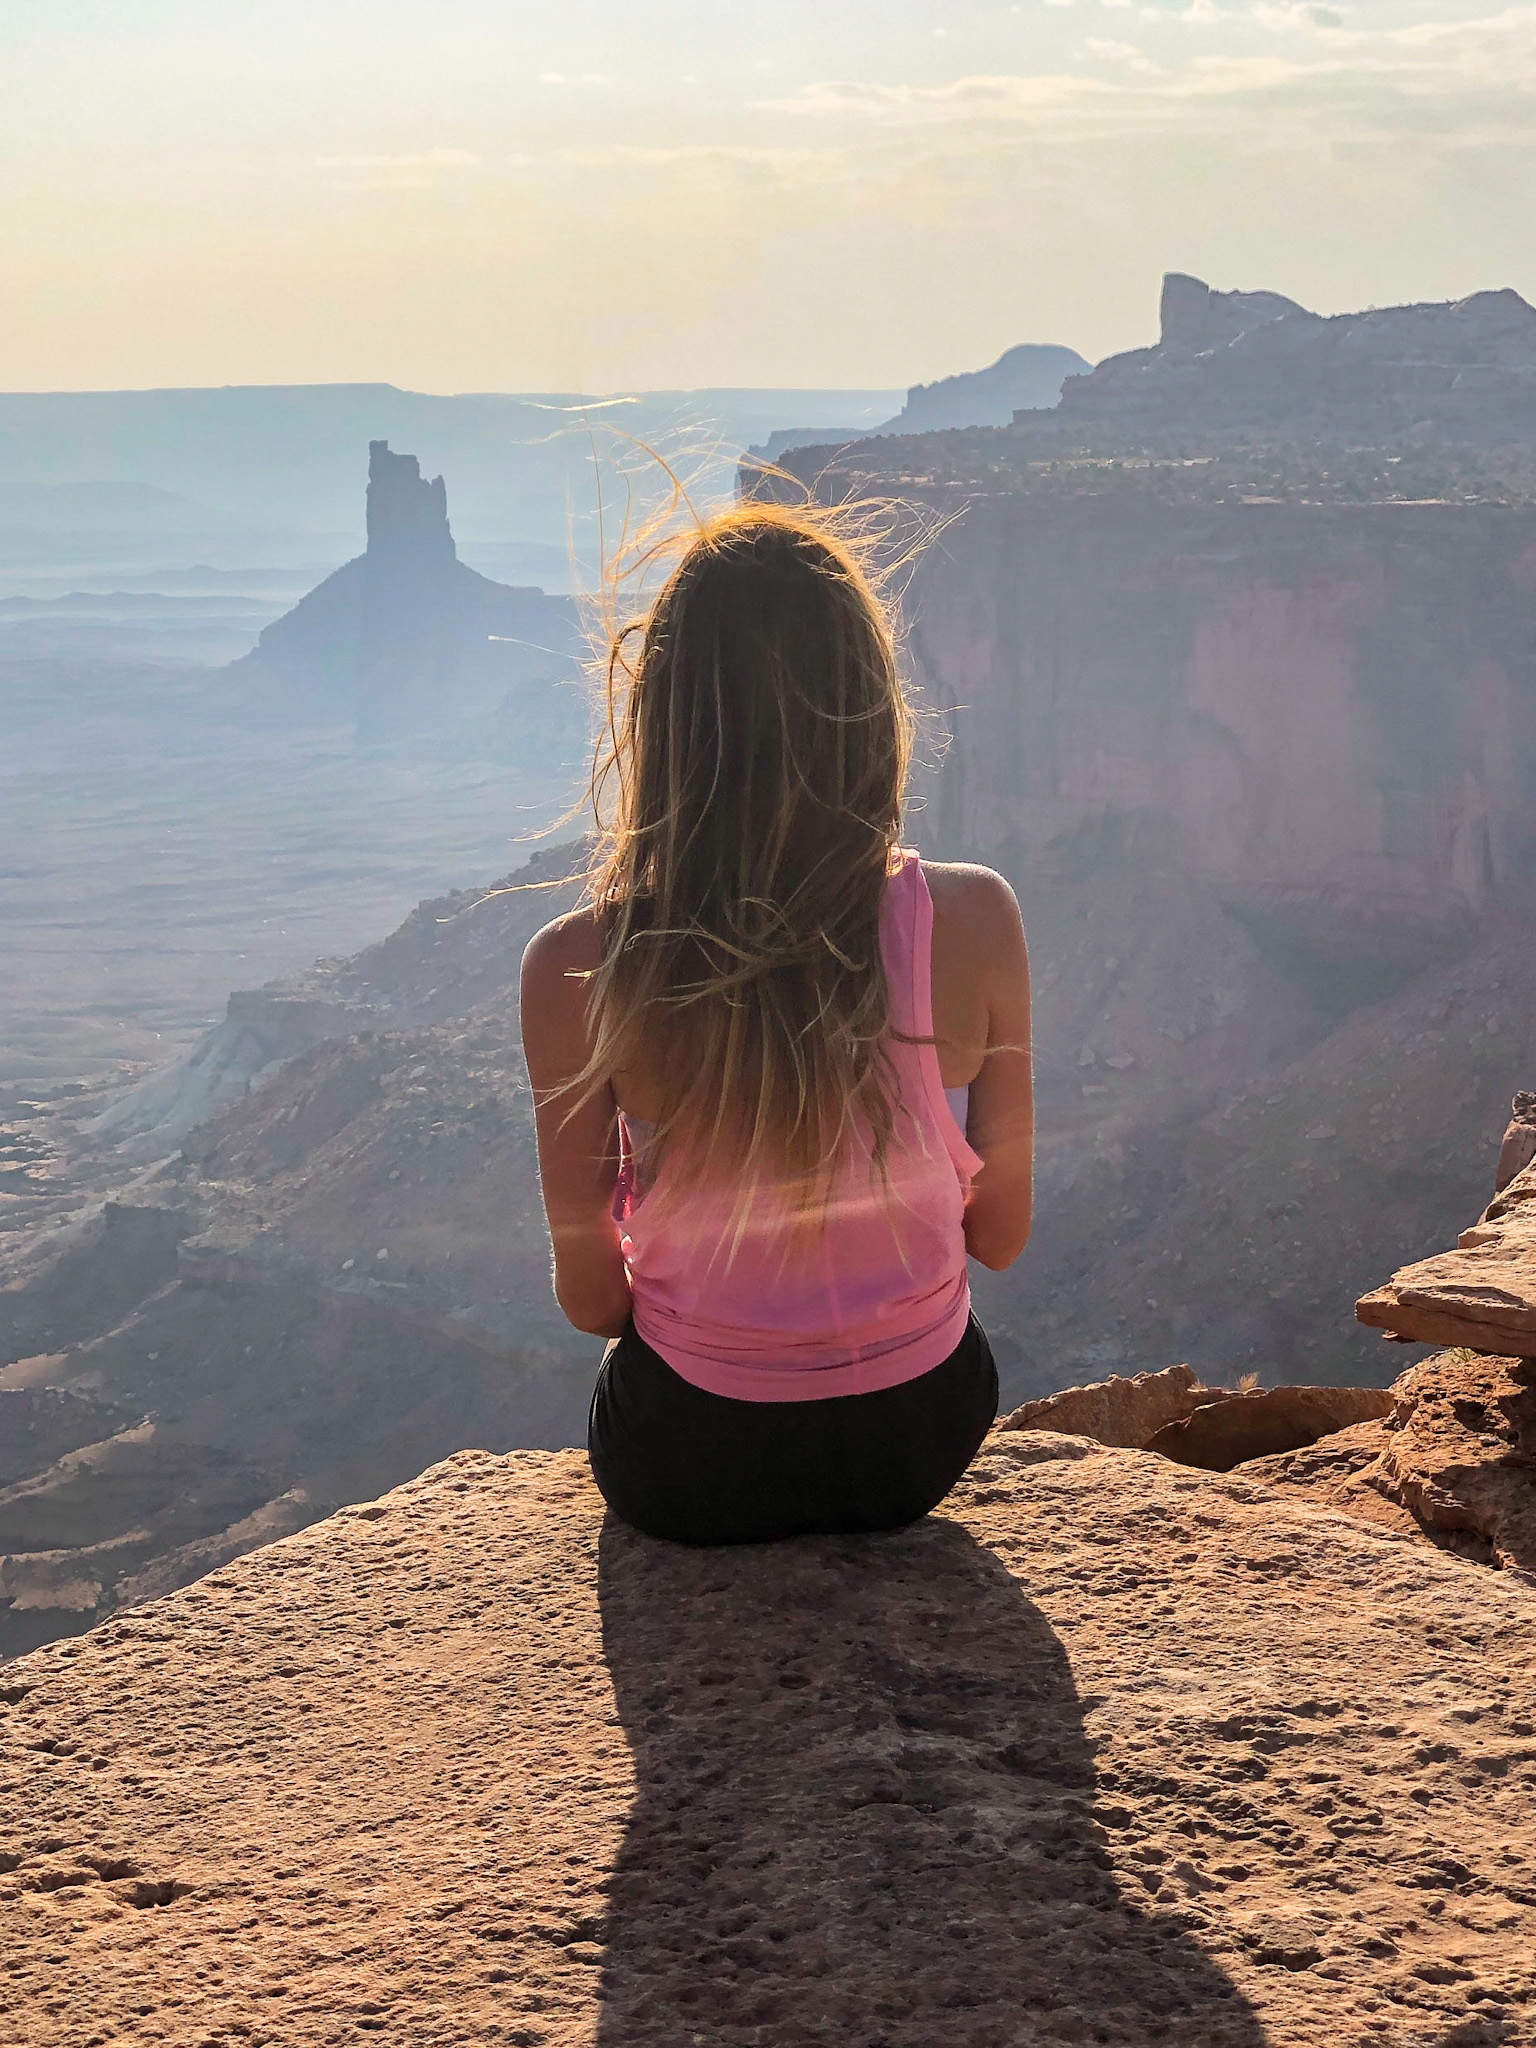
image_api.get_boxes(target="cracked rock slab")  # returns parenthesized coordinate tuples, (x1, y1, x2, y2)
(4, 1439, 1536, 2046)
(1360, 1158, 1536, 1359)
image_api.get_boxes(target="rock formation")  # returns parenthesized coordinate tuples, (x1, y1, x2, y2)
(6, 1435, 1536, 2044)
(823, 492, 1536, 951)
(1359, 1134, 1536, 1362)
(230, 441, 586, 751)
(991, 1126, 1536, 1573)
(760, 319, 1536, 1388)
(1155, 272, 1307, 356)
(742, 342, 1090, 467)
(1499, 1092, 1536, 1194)
(889, 341, 1090, 432)
(1053, 273, 1536, 445)
(1004, 1346, 1536, 1576)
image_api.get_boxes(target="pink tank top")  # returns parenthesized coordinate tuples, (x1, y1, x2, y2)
(614, 850, 983, 1402)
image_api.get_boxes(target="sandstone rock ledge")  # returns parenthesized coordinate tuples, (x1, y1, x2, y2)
(5, 1442, 1536, 2047)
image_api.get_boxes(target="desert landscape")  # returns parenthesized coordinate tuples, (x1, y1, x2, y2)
(3, 272, 1536, 1661)
(5, 200, 1536, 2048)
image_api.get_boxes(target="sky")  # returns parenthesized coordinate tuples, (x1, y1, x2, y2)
(5, 0, 1535, 393)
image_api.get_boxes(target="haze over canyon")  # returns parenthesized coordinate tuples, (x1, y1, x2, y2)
(1, 273, 1534, 1659)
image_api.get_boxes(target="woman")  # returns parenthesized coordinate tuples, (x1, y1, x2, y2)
(520, 503, 1033, 1545)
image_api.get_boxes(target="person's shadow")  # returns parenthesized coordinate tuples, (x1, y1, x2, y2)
(595, 1512, 1265, 2046)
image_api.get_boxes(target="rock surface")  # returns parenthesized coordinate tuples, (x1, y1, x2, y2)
(997, 1362, 1228, 1447)
(1143, 1384, 1395, 1472)
(1363, 1349, 1536, 1573)
(1000, 1366, 1393, 1473)
(6, 1439, 1536, 2046)
(1498, 1094, 1536, 1194)
(1238, 1349, 1536, 1575)
(1002, 1349, 1536, 1574)
(1359, 1157, 1536, 1358)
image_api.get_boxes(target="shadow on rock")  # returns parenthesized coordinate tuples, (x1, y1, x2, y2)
(596, 1513, 1263, 2046)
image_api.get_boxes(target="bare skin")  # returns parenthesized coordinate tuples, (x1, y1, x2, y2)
(520, 860, 1034, 1338)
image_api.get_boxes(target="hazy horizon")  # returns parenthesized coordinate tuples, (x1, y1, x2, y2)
(8, 1, 1535, 395)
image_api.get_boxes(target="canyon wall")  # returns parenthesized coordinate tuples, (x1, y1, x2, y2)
(753, 455, 1536, 1391)
(901, 496, 1536, 979)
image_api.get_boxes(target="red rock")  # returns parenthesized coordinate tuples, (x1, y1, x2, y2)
(1366, 1349, 1536, 1573)
(1238, 1350, 1536, 1574)
(1358, 1157, 1536, 1357)
(997, 1361, 1230, 1448)
(1496, 1091, 1536, 1194)
(1144, 1384, 1394, 1472)
(5, 1440, 1536, 2044)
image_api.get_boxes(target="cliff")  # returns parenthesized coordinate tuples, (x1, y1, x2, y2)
(743, 342, 1090, 467)
(6, 1431, 1535, 2044)
(1054, 273, 1536, 446)
(231, 441, 587, 750)
(894, 495, 1535, 941)
(764, 405, 1536, 1390)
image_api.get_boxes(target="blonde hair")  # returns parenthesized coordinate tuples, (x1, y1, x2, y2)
(579, 499, 918, 1222)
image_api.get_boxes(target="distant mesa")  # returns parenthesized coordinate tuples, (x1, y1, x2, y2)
(231, 440, 585, 749)
(888, 342, 1092, 432)
(0, 478, 227, 535)
(1053, 271, 1536, 443)
(746, 341, 1090, 465)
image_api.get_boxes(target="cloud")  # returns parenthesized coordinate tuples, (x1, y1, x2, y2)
(554, 142, 842, 187)
(1084, 35, 1167, 69)
(756, 6, 1536, 150)
(315, 149, 480, 170)
(1252, 2, 1345, 28)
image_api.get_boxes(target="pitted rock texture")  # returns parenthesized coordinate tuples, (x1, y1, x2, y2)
(1208, 1351, 1536, 1573)
(5, 1440, 1536, 2046)
(1366, 1349, 1536, 1572)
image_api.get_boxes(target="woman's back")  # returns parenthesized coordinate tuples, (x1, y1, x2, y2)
(518, 499, 1030, 1542)
(609, 850, 980, 1398)
(522, 847, 1032, 1343)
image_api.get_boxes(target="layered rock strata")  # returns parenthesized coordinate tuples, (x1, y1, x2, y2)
(5, 1439, 1536, 2046)
(1359, 1148, 1536, 1361)
(1054, 273, 1536, 445)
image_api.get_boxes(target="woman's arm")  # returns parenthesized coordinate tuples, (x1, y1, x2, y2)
(955, 871, 1034, 1271)
(519, 912, 633, 1339)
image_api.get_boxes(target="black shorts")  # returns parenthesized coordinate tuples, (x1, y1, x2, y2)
(587, 1312, 999, 1547)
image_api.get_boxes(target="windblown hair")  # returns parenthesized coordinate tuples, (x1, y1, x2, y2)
(580, 501, 917, 1220)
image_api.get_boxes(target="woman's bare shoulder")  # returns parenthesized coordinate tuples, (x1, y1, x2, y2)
(520, 904, 604, 1000)
(921, 859, 1023, 940)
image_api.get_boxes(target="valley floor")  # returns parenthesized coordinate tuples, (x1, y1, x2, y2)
(0, 658, 575, 1086)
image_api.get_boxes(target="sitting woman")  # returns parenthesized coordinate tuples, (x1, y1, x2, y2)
(520, 503, 1033, 1546)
